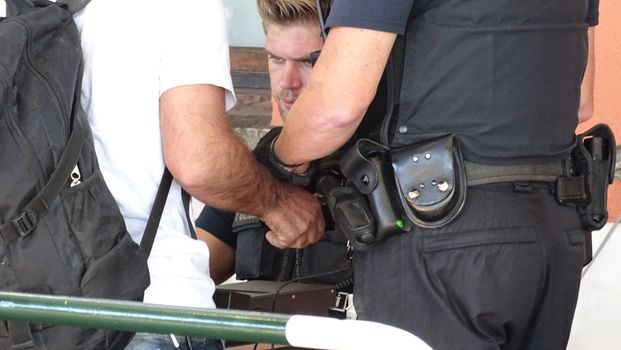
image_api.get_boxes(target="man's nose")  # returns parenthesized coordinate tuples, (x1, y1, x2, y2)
(280, 62, 303, 90)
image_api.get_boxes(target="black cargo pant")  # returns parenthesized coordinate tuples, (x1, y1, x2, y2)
(353, 182, 586, 350)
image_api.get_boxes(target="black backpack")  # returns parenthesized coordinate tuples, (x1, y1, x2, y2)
(0, 0, 171, 348)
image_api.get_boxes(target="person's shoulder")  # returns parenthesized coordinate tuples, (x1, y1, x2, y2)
(195, 206, 235, 232)
(197, 206, 234, 222)
(326, 0, 411, 35)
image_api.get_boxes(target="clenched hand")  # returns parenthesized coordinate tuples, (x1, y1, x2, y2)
(262, 183, 325, 249)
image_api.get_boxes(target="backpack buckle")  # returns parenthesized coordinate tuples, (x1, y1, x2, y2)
(11, 210, 38, 237)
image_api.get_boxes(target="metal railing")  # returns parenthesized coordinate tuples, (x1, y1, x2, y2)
(0, 291, 289, 344)
(0, 291, 431, 350)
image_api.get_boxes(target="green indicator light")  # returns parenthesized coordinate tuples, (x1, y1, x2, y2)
(395, 219, 405, 230)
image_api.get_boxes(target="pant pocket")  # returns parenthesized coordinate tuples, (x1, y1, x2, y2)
(422, 226, 537, 252)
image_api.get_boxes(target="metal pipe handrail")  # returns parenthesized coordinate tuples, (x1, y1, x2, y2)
(0, 291, 290, 345)
(0, 291, 433, 349)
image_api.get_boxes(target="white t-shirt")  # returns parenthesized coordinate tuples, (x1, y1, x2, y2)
(72, 0, 234, 308)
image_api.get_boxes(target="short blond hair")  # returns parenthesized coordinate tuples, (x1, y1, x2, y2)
(256, 0, 319, 32)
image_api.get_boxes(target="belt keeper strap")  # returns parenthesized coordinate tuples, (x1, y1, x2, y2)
(556, 175, 589, 204)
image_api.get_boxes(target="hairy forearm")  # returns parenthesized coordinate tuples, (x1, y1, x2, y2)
(275, 82, 364, 165)
(189, 133, 281, 216)
(161, 84, 324, 249)
(161, 84, 281, 217)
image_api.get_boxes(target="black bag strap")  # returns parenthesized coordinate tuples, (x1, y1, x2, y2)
(6, 0, 92, 16)
(140, 168, 197, 256)
(380, 34, 406, 146)
(58, 0, 92, 14)
(0, 112, 85, 246)
(353, 33, 406, 145)
(182, 189, 197, 239)
(140, 168, 173, 256)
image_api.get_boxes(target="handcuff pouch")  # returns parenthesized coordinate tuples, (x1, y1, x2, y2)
(391, 134, 467, 228)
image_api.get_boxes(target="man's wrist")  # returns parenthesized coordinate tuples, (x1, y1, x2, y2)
(270, 136, 304, 171)
(257, 177, 287, 224)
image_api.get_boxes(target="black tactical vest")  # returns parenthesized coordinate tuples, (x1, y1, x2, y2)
(389, 0, 590, 165)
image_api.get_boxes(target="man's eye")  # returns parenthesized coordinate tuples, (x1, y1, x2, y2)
(269, 55, 285, 64)
(302, 59, 313, 68)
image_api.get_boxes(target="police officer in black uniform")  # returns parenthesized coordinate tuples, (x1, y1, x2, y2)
(270, 0, 601, 348)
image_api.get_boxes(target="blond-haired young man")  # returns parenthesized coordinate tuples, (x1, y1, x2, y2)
(196, 0, 327, 284)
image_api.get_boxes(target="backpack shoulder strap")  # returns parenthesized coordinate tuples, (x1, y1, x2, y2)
(182, 189, 197, 239)
(380, 34, 406, 145)
(58, 0, 92, 14)
(6, 0, 92, 16)
(0, 114, 84, 246)
(140, 168, 173, 256)
(139, 169, 198, 256)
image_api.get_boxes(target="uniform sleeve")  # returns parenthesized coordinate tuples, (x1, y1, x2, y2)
(159, 0, 236, 110)
(325, 0, 415, 35)
(587, 0, 600, 26)
(195, 207, 237, 249)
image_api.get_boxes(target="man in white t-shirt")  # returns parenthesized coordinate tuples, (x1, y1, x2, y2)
(65, 0, 324, 349)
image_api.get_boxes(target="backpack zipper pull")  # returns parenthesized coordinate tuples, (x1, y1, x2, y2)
(70, 165, 82, 187)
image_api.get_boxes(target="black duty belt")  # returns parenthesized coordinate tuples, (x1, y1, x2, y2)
(465, 160, 568, 186)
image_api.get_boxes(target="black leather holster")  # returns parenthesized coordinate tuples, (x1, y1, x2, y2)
(331, 134, 466, 249)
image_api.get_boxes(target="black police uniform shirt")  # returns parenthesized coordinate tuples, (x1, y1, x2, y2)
(325, 0, 599, 165)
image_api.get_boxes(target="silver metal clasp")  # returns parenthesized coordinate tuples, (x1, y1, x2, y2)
(70, 165, 82, 187)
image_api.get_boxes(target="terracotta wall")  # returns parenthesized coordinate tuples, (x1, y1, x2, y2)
(577, 1, 621, 221)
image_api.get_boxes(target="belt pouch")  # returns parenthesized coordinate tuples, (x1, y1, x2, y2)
(572, 124, 616, 230)
(391, 134, 467, 228)
(340, 139, 410, 247)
